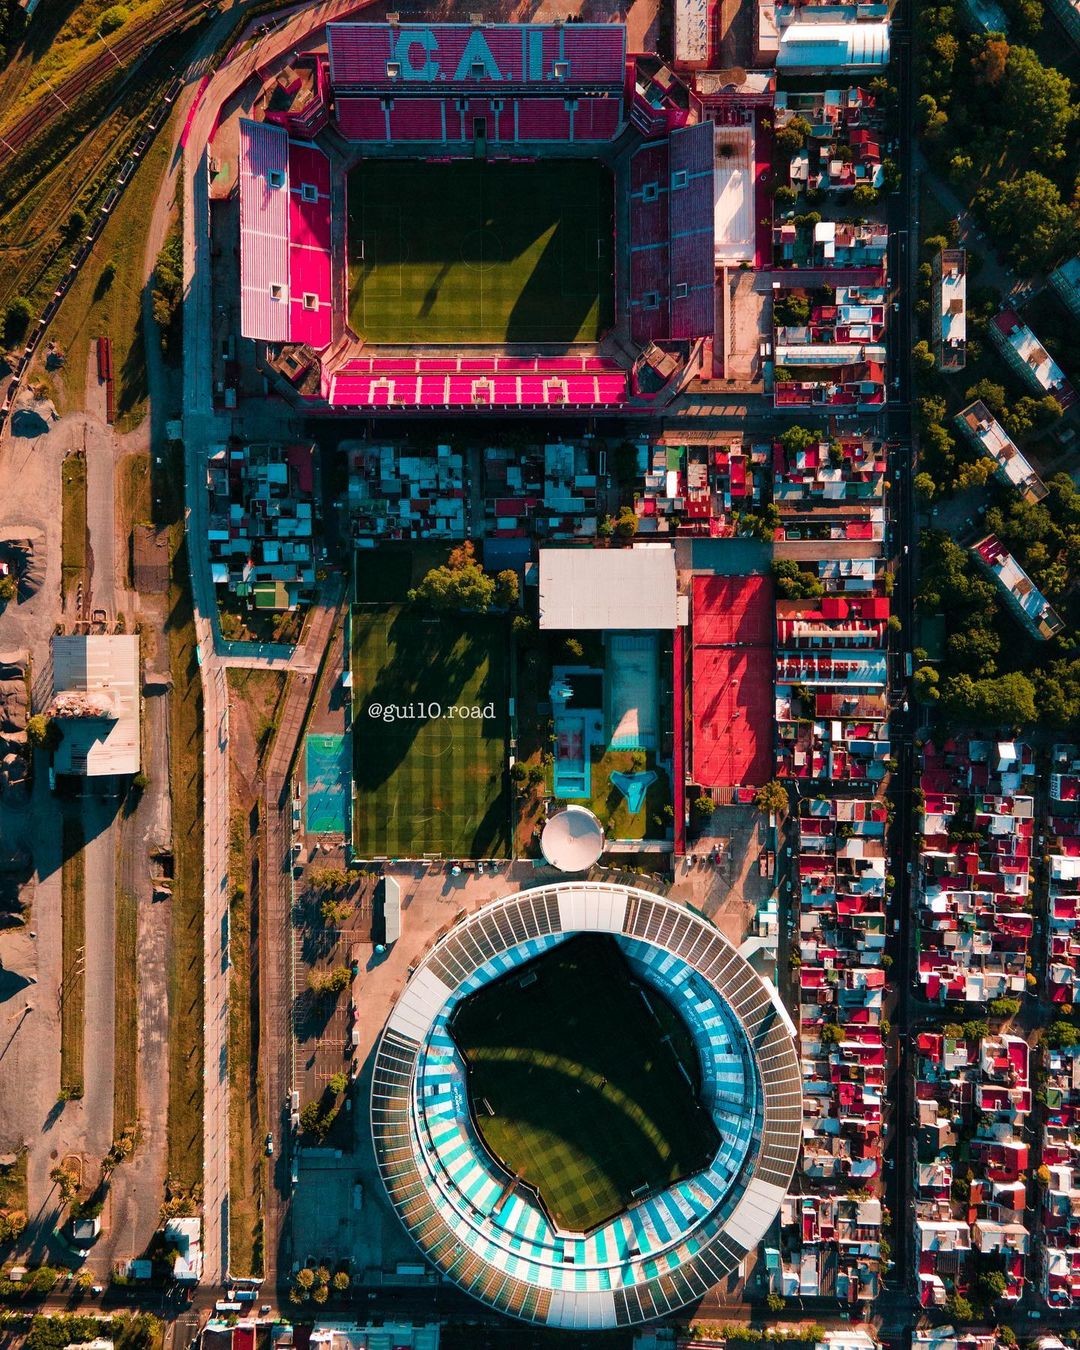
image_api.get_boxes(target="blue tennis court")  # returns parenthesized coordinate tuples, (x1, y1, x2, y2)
(305, 733, 351, 835)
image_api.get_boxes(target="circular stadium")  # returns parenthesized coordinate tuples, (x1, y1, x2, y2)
(370, 883, 802, 1330)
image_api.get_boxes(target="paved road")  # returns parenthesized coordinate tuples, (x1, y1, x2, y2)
(175, 0, 377, 1282)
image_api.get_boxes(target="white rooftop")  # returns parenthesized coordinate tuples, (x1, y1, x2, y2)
(538, 546, 679, 630)
(50, 635, 140, 777)
(776, 21, 890, 68)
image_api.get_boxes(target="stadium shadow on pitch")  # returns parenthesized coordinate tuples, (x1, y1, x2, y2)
(504, 220, 611, 345)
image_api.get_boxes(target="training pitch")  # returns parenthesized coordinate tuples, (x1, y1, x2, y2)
(449, 933, 719, 1233)
(351, 605, 510, 858)
(346, 160, 614, 344)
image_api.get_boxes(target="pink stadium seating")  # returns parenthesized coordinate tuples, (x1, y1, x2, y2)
(573, 97, 621, 140)
(287, 140, 333, 349)
(388, 98, 445, 140)
(516, 99, 571, 141)
(327, 23, 625, 90)
(328, 354, 627, 409)
(335, 97, 387, 140)
(628, 124, 715, 344)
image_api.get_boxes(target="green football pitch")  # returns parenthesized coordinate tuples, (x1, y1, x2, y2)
(346, 160, 614, 344)
(450, 934, 719, 1233)
(350, 605, 510, 858)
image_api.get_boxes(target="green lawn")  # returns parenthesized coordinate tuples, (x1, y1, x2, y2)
(346, 159, 613, 343)
(450, 934, 717, 1233)
(351, 605, 510, 858)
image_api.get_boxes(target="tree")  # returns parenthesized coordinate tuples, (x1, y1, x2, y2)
(308, 866, 348, 895)
(980, 172, 1073, 270)
(774, 293, 811, 326)
(965, 378, 1008, 417)
(753, 780, 789, 817)
(50, 1165, 79, 1204)
(408, 545, 496, 612)
(1003, 46, 1075, 162)
(692, 795, 714, 823)
(914, 472, 937, 502)
(332, 1270, 350, 1290)
(328, 1071, 348, 1095)
(564, 637, 584, 660)
(320, 897, 351, 927)
(912, 339, 936, 373)
(852, 184, 878, 207)
(1036, 1164, 1052, 1187)
(780, 424, 817, 455)
(3, 298, 31, 346)
(494, 569, 519, 608)
(941, 671, 1036, 725)
(614, 506, 638, 539)
(311, 1283, 329, 1304)
(308, 966, 351, 997)
(775, 114, 813, 156)
(989, 996, 1021, 1018)
(820, 1022, 844, 1044)
(972, 35, 1009, 85)
(914, 666, 940, 703)
(0, 575, 16, 603)
(765, 1292, 786, 1312)
(98, 4, 128, 33)
(1045, 1020, 1080, 1048)
(945, 1295, 974, 1323)
(979, 1270, 1007, 1298)
(295, 1268, 315, 1289)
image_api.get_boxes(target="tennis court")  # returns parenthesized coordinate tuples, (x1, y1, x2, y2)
(692, 574, 774, 789)
(346, 159, 614, 343)
(449, 933, 717, 1233)
(305, 733, 351, 835)
(350, 605, 510, 858)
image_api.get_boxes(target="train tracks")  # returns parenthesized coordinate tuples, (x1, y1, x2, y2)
(0, 0, 211, 167)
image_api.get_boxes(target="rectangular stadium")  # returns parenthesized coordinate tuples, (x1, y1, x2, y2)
(235, 19, 728, 415)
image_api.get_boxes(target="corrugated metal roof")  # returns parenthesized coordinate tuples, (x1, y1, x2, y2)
(538, 545, 678, 629)
(239, 119, 290, 342)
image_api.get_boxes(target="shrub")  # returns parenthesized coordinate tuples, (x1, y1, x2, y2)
(3, 298, 31, 346)
(98, 5, 128, 33)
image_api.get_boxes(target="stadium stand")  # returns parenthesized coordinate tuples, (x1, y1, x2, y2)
(327, 22, 625, 88)
(240, 120, 333, 349)
(239, 120, 290, 343)
(629, 122, 716, 343)
(328, 355, 628, 410)
(370, 884, 802, 1330)
(327, 23, 625, 145)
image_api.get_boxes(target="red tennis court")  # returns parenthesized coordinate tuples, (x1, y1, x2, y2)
(691, 575, 774, 789)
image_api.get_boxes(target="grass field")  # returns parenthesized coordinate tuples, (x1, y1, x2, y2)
(351, 605, 509, 858)
(346, 160, 613, 344)
(113, 887, 138, 1134)
(61, 453, 87, 610)
(449, 934, 718, 1233)
(60, 816, 86, 1099)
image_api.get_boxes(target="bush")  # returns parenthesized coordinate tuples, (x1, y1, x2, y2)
(765, 1292, 786, 1311)
(98, 5, 128, 33)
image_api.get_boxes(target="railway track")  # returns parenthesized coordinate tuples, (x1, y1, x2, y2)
(0, 0, 209, 166)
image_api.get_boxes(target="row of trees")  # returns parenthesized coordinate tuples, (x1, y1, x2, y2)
(407, 541, 518, 614)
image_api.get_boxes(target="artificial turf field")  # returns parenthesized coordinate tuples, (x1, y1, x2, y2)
(351, 604, 510, 858)
(346, 159, 614, 344)
(450, 933, 719, 1233)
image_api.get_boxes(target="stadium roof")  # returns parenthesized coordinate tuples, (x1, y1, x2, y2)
(776, 21, 890, 68)
(538, 545, 679, 630)
(50, 635, 140, 776)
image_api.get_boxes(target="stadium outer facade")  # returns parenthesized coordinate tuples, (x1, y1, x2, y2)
(370, 883, 802, 1330)
(236, 20, 719, 417)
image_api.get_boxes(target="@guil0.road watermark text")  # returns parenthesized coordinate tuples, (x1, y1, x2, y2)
(365, 701, 497, 723)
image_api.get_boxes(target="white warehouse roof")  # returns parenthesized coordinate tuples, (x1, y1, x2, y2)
(777, 21, 890, 68)
(538, 546, 678, 630)
(50, 634, 141, 777)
